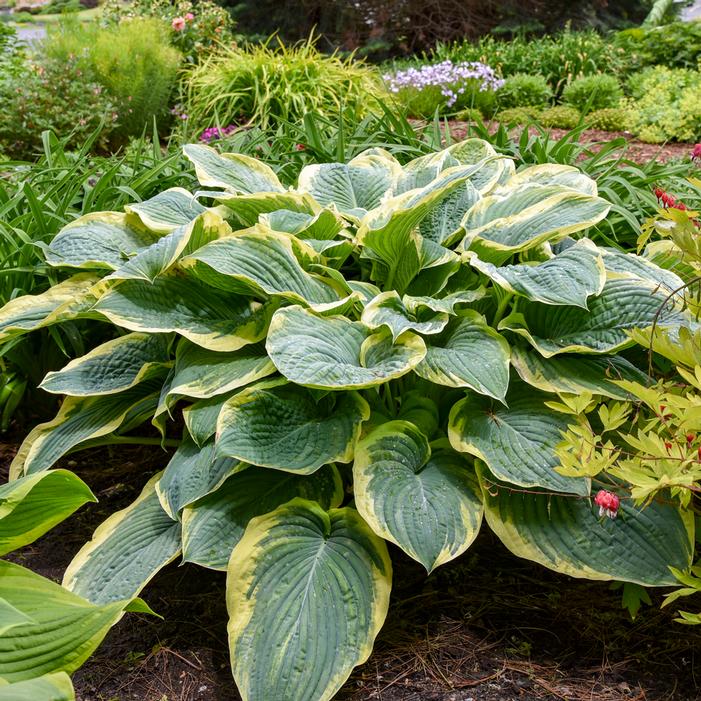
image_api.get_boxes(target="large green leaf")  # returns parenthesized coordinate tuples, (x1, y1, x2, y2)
(262, 208, 345, 241)
(0, 274, 99, 343)
(419, 183, 480, 246)
(0, 673, 75, 701)
(156, 436, 242, 519)
(0, 470, 95, 555)
(205, 190, 317, 228)
(499, 277, 689, 357)
(358, 165, 486, 293)
(63, 473, 181, 604)
(600, 247, 685, 294)
(107, 210, 229, 283)
(181, 464, 343, 570)
(40, 333, 171, 396)
(183, 144, 285, 193)
(0, 560, 148, 682)
(449, 383, 589, 495)
(11, 379, 163, 478)
(167, 340, 275, 403)
(360, 290, 449, 341)
(354, 421, 483, 572)
(445, 139, 505, 193)
(466, 239, 606, 308)
(216, 380, 369, 473)
(461, 183, 610, 255)
(504, 164, 598, 196)
(266, 306, 426, 389)
(125, 187, 207, 233)
(183, 392, 235, 447)
(94, 273, 276, 352)
(510, 345, 650, 400)
(297, 149, 402, 218)
(182, 227, 349, 311)
(42, 213, 157, 270)
(415, 311, 511, 401)
(478, 465, 694, 586)
(227, 499, 391, 701)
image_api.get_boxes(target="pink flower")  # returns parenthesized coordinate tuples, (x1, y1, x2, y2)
(185, 12, 195, 21)
(594, 490, 620, 520)
(691, 144, 701, 161)
(172, 16, 186, 31)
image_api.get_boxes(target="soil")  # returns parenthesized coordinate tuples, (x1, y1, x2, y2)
(2, 437, 701, 701)
(442, 122, 695, 165)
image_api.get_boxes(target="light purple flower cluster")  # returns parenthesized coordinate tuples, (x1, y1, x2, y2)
(200, 125, 237, 143)
(384, 60, 504, 107)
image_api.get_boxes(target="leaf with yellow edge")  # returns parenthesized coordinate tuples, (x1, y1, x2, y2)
(227, 499, 391, 701)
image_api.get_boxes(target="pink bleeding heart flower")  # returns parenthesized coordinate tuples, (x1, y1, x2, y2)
(594, 489, 620, 520)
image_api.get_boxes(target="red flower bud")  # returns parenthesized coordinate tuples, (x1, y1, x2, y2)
(594, 489, 620, 519)
(665, 441, 673, 451)
(687, 433, 695, 444)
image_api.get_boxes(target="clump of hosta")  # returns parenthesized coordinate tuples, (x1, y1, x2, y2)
(384, 60, 503, 116)
(0, 139, 697, 701)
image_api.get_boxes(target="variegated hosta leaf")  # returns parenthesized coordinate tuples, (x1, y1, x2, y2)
(358, 165, 488, 293)
(405, 238, 462, 297)
(125, 187, 207, 233)
(205, 190, 317, 228)
(262, 208, 345, 241)
(503, 164, 598, 196)
(354, 421, 483, 572)
(266, 306, 426, 389)
(600, 247, 685, 294)
(182, 227, 349, 311)
(403, 288, 487, 315)
(419, 182, 480, 246)
(0, 673, 75, 701)
(644, 239, 697, 283)
(445, 139, 505, 193)
(0, 560, 150, 682)
(499, 277, 690, 357)
(394, 149, 460, 194)
(415, 311, 511, 401)
(10, 378, 163, 478)
(181, 464, 343, 570)
(227, 499, 391, 701)
(461, 183, 610, 256)
(42, 212, 157, 270)
(510, 345, 650, 400)
(183, 143, 285, 193)
(397, 392, 439, 437)
(183, 392, 235, 447)
(297, 149, 402, 219)
(0, 470, 95, 556)
(167, 340, 275, 403)
(63, 473, 181, 604)
(216, 379, 369, 473)
(156, 436, 242, 519)
(94, 273, 277, 352)
(40, 333, 171, 396)
(449, 383, 589, 496)
(0, 274, 100, 343)
(466, 239, 606, 308)
(361, 291, 449, 341)
(108, 210, 230, 283)
(478, 465, 694, 586)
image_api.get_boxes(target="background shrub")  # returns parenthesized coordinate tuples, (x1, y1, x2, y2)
(539, 105, 581, 129)
(184, 38, 383, 133)
(562, 74, 622, 111)
(44, 18, 181, 141)
(496, 73, 552, 109)
(494, 106, 541, 125)
(624, 66, 701, 143)
(434, 30, 627, 94)
(612, 21, 701, 72)
(0, 55, 117, 159)
(586, 107, 630, 132)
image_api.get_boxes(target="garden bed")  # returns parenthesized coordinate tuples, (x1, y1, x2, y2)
(2, 439, 699, 701)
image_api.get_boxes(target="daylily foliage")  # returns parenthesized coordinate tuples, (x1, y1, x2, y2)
(0, 141, 697, 701)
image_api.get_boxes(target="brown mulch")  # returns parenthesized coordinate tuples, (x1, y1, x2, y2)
(3, 434, 701, 701)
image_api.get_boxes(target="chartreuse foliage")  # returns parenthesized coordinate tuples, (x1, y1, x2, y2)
(0, 141, 697, 701)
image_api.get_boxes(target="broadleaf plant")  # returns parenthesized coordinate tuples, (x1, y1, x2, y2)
(1, 139, 697, 701)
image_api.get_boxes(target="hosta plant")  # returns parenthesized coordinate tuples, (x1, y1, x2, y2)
(0, 140, 697, 701)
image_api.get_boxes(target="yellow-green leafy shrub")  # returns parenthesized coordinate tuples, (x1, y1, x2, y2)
(495, 107, 541, 125)
(539, 105, 581, 129)
(562, 74, 623, 112)
(586, 108, 630, 132)
(496, 73, 552, 109)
